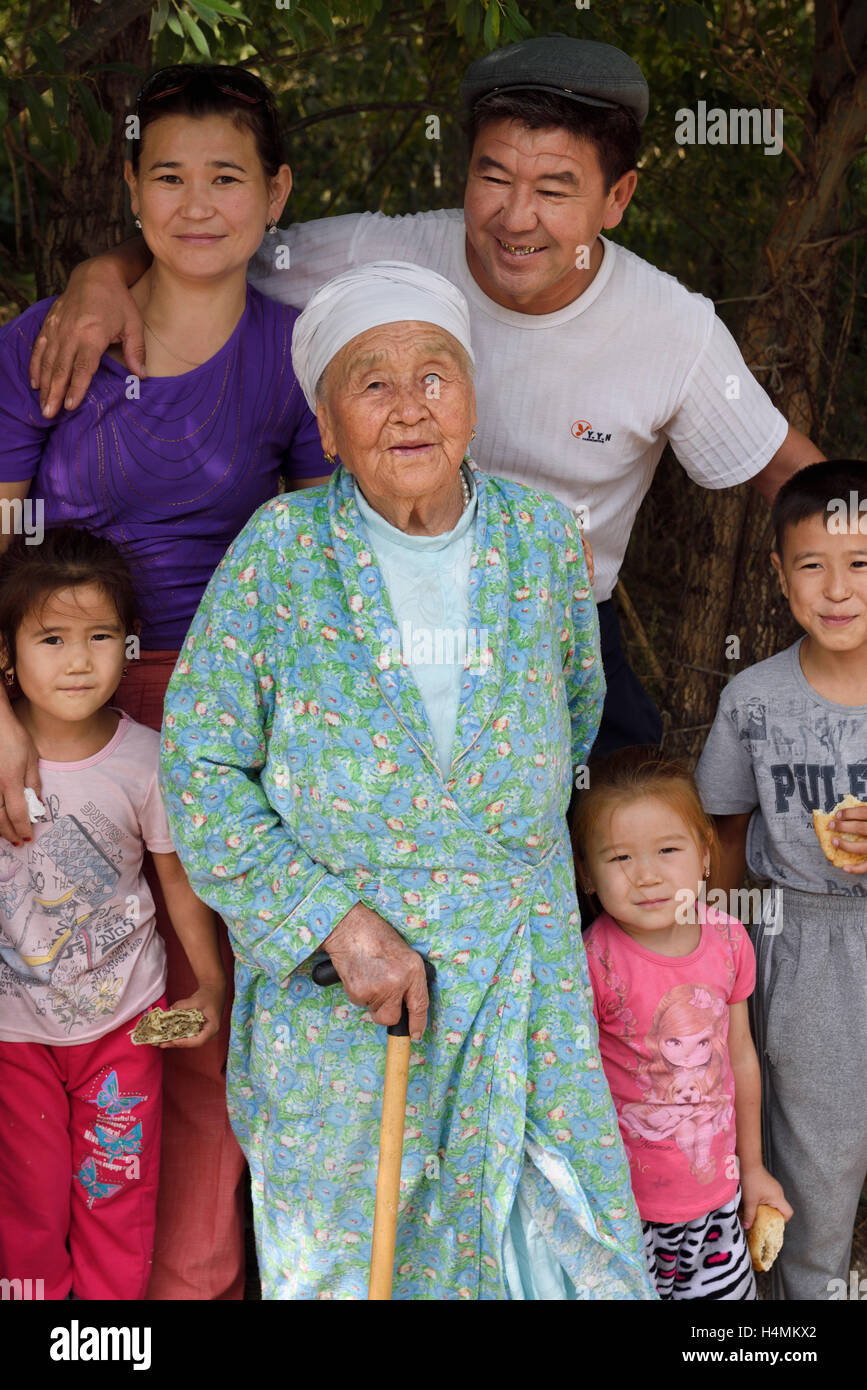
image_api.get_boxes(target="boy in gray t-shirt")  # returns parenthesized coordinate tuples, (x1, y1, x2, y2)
(695, 460, 867, 1301)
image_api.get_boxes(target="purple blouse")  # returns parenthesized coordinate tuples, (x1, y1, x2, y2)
(0, 285, 327, 648)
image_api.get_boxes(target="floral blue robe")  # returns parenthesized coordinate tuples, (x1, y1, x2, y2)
(160, 464, 654, 1299)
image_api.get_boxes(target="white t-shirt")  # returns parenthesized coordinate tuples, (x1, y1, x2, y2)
(0, 711, 172, 1044)
(249, 210, 788, 602)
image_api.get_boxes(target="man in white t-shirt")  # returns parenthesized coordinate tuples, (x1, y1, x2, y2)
(29, 38, 822, 753)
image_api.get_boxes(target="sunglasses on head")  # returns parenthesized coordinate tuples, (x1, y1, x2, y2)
(136, 65, 275, 112)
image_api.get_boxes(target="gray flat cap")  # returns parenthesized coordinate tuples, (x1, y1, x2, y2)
(460, 35, 649, 128)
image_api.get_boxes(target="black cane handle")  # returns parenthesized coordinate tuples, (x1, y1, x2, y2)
(312, 953, 437, 1037)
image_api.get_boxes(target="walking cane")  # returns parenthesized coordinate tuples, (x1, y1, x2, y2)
(312, 951, 436, 1300)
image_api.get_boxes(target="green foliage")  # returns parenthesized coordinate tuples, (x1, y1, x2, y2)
(146, 0, 531, 66)
(152, 0, 252, 65)
(73, 79, 113, 145)
(663, 1, 711, 47)
(28, 32, 67, 75)
(20, 79, 52, 146)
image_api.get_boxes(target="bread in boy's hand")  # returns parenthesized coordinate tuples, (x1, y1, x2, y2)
(812, 794, 867, 868)
(131, 1006, 205, 1045)
(747, 1204, 785, 1272)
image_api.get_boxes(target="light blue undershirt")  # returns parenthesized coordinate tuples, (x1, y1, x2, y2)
(356, 471, 574, 1299)
(354, 471, 477, 779)
(502, 1180, 577, 1300)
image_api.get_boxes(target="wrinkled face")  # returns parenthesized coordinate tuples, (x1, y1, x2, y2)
(582, 795, 710, 938)
(771, 513, 867, 654)
(316, 321, 476, 511)
(124, 113, 291, 279)
(463, 118, 636, 313)
(11, 585, 126, 724)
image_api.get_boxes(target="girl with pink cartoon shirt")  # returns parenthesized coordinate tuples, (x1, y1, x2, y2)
(0, 528, 225, 1300)
(571, 746, 791, 1300)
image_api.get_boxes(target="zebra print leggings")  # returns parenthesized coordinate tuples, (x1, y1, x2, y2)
(642, 1189, 756, 1300)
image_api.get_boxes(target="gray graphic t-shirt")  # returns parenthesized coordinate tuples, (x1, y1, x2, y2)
(695, 639, 867, 896)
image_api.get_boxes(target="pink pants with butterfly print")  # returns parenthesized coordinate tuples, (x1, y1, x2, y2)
(0, 997, 165, 1300)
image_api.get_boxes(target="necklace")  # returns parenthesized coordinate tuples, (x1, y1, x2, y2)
(142, 319, 205, 369)
(460, 466, 471, 510)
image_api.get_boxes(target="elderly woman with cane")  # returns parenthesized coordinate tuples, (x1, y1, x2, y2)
(160, 261, 654, 1300)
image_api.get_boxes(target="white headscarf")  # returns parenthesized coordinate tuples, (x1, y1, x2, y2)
(291, 260, 475, 411)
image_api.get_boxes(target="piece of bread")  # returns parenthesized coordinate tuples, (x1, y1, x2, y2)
(131, 1006, 205, 1045)
(812, 794, 867, 868)
(747, 1204, 785, 1272)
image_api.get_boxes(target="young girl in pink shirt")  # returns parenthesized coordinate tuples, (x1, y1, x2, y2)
(0, 527, 225, 1299)
(571, 746, 790, 1300)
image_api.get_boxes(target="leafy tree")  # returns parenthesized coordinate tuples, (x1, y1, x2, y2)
(664, 1, 867, 755)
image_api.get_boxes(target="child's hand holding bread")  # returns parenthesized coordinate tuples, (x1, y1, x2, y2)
(813, 794, 867, 872)
(740, 1168, 793, 1271)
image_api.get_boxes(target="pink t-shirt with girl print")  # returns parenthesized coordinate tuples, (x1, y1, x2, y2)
(585, 904, 756, 1223)
(0, 711, 172, 1045)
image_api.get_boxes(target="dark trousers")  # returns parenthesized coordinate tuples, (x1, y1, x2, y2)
(594, 599, 663, 756)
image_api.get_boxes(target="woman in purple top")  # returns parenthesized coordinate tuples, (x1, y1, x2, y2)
(0, 64, 330, 1301)
(0, 69, 327, 651)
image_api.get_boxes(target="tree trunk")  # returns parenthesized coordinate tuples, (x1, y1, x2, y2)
(666, 0, 867, 763)
(37, 0, 151, 297)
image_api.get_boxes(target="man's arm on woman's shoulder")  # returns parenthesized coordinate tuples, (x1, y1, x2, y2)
(30, 237, 152, 418)
(30, 214, 369, 420)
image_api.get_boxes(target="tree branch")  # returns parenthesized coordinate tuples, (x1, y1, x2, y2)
(632, 162, 742, 274)
(0, 273, 32, 315)
(2, 129, 24, 264)
(284, 100, 447, 135)
(801, 226, 867, 250)
(781, 140, 807, 175)
(48, 0, 154, 72)
(3, 123, 56, 183)
(8, 0, 154, 115)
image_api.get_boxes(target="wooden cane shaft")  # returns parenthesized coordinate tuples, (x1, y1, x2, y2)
(368, 1032, 411, 1301)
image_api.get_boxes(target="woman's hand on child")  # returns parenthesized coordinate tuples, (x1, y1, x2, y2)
(828, 805, 867, 873)
(739, 1165, 793, 1230)
(160, 979, 226, 1049)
